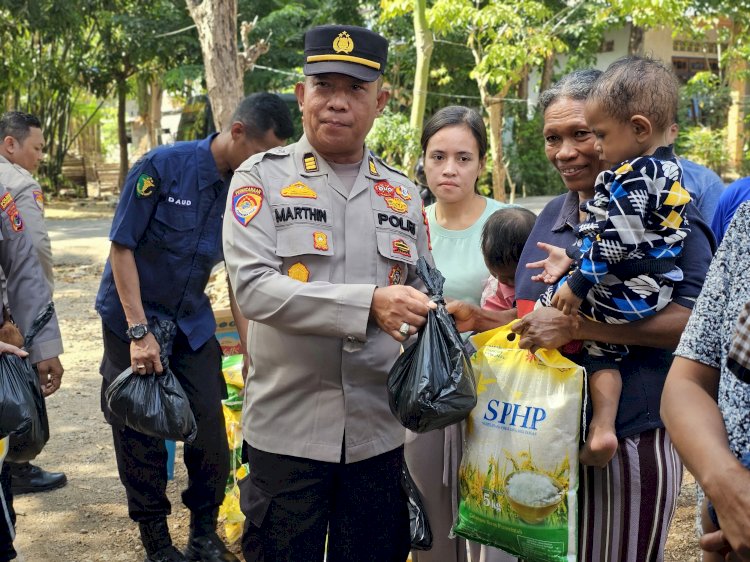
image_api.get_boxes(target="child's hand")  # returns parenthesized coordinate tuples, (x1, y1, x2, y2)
(526, 242, 574, 284)
(551, 282, 583, 316)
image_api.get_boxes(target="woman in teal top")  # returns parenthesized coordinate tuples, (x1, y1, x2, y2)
(406, 106, 512, 562)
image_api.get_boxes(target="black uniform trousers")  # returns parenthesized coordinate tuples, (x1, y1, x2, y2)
(240, 444, 411, 562)
(0, 459, 16, 561)
(100, 323, 229, 527)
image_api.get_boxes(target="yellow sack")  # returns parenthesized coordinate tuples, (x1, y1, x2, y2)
(453, 324, 583, 562)
(220, 463, 249, 543)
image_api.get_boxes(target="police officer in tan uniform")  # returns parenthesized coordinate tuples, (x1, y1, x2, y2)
(0, 111, 68, 496)
(223, 24, 434, 562)
(0, 183, 64, 561)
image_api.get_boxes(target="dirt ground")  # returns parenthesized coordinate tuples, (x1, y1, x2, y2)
(10, 200, 701, 561)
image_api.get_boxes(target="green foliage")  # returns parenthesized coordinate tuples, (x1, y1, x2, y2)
(366, 110, 419, 175)
(506, 106, 565, 196)
(676, 126, 729, 176)
(679, 72, 733, 129)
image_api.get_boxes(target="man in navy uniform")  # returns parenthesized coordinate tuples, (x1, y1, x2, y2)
(95, 93, 293, 562)
(224, 26, 434, 562)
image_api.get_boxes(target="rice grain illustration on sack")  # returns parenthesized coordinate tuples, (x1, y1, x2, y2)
(453, 325, 584, 562)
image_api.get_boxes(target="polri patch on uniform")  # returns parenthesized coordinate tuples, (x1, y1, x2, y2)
(32, 189, 45, 212)
(303, 153, 319, 172)
(395, 185, 412, 201)
(384, 197, 408, 214)
(313, 231, 329, 251)
(281, 181, 318, 199)
(135, 173, 157, 198)
(388, 264, 402, 286)
(368, 156, 379, 176)
(232, 186, 264, 226)
(0, 193, 24, 232)
(373, 180, 396, 198)
(288, 262, 310, 283)
(392, 238, 411, 258)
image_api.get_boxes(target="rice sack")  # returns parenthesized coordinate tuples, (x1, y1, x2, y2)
(453, 324, 584, 562)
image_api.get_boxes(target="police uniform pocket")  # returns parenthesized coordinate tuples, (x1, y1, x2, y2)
(276, 226, 334, 257)
(376, 230, 418, 287)
(239, 474, 273, 528)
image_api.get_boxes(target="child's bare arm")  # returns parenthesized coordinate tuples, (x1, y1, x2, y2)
(526, 242, 574, 284)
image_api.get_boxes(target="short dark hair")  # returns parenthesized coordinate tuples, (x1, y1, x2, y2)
(481, 206, 537, 269)
(231, 93, 295, 141)
(0, 111, 43, 143)
(588, 55, 679, 131)
(421, 105, 487, 160)
(538, 69, 602, 115)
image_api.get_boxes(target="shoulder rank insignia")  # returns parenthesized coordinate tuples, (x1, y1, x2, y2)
(385, 197, 408, 214)
(392, 238, 411, 258)
(232, 186, 264, 226)
(303, 153, 319, 173)
(0, 192, 24, 232)
(32, 189, 44, 212)
(313, 231, 329, 251)
(388, 264, 402, 286)
(288, 262, 310, 283)
(135, 173, 157, 198)
(368, 156, 379, 176)
(281, 181, 318, 199)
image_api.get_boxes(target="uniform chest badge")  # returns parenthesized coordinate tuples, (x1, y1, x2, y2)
(303, 153, 319, 173)
(385, 197, 408, 214)
(288, 262, 310, 283)
(32, 190, 44, 212)
(0, 192, 24, 232)
(313, 231, 329, 251)
(281, 181, 318, 199)
(396, 185, 412, 201)
(135, 173, 157, 198)
(232, 186, 264, 226)
(392, 239, 411, 258)
(388, 264, 402, 286)
(373, 180, 396, 198)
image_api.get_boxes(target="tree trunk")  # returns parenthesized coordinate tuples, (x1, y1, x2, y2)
(487, 96, 506, 202)
(541, 53, 555, 94)
(406, 0, 434, 177)
(117, 77, 129, 194)
(628, 24, 644, 55)
(186, 0, 243, 131)
(150, 77, 163, 148)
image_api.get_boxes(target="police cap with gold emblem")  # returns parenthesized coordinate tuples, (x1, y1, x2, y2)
(303, 25, 388, 82)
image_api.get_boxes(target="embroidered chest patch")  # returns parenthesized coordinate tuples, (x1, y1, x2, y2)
(388, 264, 402, 286)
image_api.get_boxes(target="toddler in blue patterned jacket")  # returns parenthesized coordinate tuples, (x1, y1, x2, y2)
(531, 56, 691, 467)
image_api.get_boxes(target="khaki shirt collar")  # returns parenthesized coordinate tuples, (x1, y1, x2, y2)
(294, 134, 374, 200)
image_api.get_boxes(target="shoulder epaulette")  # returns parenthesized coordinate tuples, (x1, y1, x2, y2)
(236, 145, 293, 172)
(371, 153, 410, 182)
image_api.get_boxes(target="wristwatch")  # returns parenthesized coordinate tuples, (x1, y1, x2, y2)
(126, 323, 149, 341)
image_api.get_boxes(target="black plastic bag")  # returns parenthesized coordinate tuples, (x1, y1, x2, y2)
(0, 303, 54, 462)
(387, 258, 477, 433)
(402, 459, 432, 550)
(104, 320, 197, 443)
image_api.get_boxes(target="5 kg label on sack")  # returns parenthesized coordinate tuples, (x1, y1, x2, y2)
(453, 325, 584, 562)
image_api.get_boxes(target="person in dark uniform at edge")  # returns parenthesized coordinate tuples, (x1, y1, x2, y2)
(0, 181, 65, 561)
(0, 111, 67, 496)
(94, 93, 294, 562)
